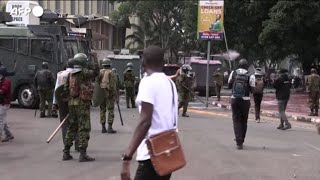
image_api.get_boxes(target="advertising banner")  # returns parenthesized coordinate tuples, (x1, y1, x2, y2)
(197, 0, 224, 41)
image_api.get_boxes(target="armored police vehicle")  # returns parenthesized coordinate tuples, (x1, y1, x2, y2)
(0, 3, 92, 108)
(107, 49, 142, 92)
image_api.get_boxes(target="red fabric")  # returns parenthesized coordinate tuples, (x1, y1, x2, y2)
(0, 79, 11, 105)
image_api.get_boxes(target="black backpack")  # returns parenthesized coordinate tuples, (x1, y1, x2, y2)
(232, 71, 250, 98)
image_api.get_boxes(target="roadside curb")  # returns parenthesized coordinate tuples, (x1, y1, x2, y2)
(212, 101, 320, 124)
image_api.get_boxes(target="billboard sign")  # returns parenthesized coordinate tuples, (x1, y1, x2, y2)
(197, 0, 224, 41)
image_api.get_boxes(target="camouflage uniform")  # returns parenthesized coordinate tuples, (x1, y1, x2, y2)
(306, 70, 320, 116)
(99, 60, 117, 133)
(33, 62, 55, 118)
(213, 69, 224, 101)
(177, 73, 192, 117)
(62, 53, 97, 162)
(124, 66, 136, 108)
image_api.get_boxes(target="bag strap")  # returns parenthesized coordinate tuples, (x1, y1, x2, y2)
(168, 80, 177, 127)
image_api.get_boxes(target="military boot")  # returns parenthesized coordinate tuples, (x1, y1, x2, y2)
(2, 135, 14, 142)
(182, 113, 189, 117)
(315, 109, 319, 116)
(101, 123, 107, 133)
(62, 147, 73, 161)
(79, 149, 95, 162)
(51, 110, 58, 118)
(309, 109, 315, 116)
(107, 126, 117, 134)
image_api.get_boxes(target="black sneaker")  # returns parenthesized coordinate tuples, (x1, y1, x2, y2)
(236, 144, 243, 150)
(182, 114, 189, 117)
(1, 135, 14, 142)
(277, 124, 284, 130)
(282, 123, 292, 130)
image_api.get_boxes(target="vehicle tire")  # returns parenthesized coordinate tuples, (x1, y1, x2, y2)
(18, 85, 39, 109)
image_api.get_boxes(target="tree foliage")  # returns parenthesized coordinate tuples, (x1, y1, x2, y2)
(112, 0, 320, 70)
(259, 1, 320, 72)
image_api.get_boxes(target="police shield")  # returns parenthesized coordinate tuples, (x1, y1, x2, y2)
(92, 82, 104, 107)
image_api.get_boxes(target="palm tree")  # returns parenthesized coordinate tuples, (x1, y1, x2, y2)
(125, 20, 160, 50)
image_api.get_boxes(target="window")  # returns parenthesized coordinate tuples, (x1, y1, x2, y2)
(55, 1, 61, 11)
(64, 40, 89, 58)
(17, 39, 28, 55)
(0, 38, 14, 50)
(85, 0, 90, 15)
(71, 0, 75, 15)
(31, 39, 53, 61)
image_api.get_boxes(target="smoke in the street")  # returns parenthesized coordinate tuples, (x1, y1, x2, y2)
(223, 50, 240, 61)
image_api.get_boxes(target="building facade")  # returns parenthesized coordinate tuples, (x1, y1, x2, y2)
(38, 0, 115, 16)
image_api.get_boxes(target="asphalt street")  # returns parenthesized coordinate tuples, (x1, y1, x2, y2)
(1, 99, 320, 180)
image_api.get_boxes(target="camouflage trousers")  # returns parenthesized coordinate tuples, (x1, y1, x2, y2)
(125, 87, 135, 108)
(215, 84, 222, 101)
(100, 90, 115, 126)
(38, 89, 53, 116)
(178, 91, 190, 114)
(309, 91, 320, 110)
(64, 105, 91, 149)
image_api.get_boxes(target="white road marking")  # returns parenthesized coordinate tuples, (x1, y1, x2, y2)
(305, 143, 320, 152)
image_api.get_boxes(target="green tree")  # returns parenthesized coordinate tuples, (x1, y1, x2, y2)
(259, 1, 320, 73)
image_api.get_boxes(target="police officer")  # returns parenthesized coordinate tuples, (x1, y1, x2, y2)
(213, 68, 224, 101)
(99, 58, 117, 134)
(34, 62, 55, 118)
(123, 63, 136, 108)
(177, 65, 193, 117)
(52, 59, 78, 150)
(62, 53, 96, 162)
(306, 68, 320, 116)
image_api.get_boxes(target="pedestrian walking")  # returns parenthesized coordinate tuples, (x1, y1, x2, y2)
(273, 69, 292, 130)
(121, 46, 179, 180)
(98, 58, 118, 134)
(0, 73, 14, 143)
(123, 63, 136, 108)
(177, 64, 193, 117)
(228, 59, 255, 150)
(252, 68, 265, 123)
(213, 68, 224, 101)
(52, 58, 79, 150)
(34, 62, 55, 118)
(62, 53, 96, 162)
(306, 68, 320, 116)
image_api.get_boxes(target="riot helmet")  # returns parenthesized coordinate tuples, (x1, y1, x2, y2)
(311, 68, 317, 74)
(73, 53, 88, 68)
(238, 59, 248, 69)
(112, 68, 117, 73)
(42, 62, 49, 69)
(127, 62, 133, 70)
(67, 58, 74, 68)
(102, 58, 112, 67)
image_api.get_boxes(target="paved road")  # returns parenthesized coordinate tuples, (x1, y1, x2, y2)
(1, 100, 320, 180)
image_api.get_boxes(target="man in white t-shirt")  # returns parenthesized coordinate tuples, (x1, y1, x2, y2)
(121, 46, 178, 180)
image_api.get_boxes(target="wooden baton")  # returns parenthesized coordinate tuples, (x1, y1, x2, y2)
(46, 114, 69, 143)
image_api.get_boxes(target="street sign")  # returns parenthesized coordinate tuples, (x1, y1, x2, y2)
(197, 0, 224, 41)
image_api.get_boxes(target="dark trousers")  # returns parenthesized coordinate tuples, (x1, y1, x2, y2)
(277, 100, 289, 125)
(135, 160, 172, 180)
(231, 98, 250, 145)
(253, 93, 263, 120)
(58, 101, 78, 146)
